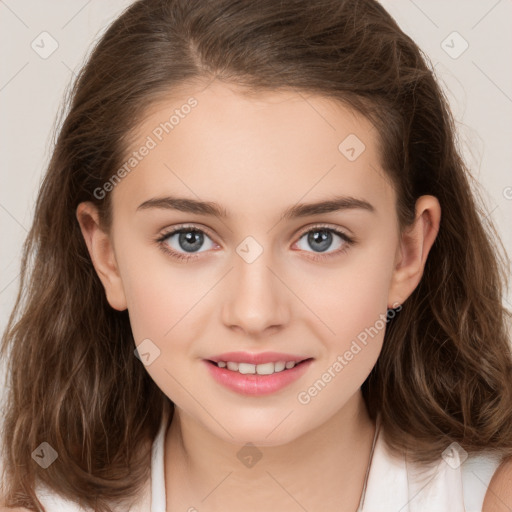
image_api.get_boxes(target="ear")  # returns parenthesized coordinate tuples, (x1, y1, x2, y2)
(387, 195, 441, 308)
(76, 202, 127, 311)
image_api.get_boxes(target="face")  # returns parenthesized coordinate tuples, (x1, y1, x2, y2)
(80, 80, 420, 447)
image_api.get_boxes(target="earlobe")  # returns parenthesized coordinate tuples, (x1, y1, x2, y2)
(387, 195, 441, 308)
(75, 202, 128, 311)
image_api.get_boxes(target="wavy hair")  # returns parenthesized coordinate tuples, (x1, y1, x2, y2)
(1, 0, 511, 509)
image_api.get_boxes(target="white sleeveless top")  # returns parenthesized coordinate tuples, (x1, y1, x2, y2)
(34, 401, 504, 511)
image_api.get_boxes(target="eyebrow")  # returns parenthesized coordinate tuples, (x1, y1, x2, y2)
(136, 194, 375, 220)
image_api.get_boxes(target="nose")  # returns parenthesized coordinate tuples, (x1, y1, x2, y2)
(221, 248, 290, 337)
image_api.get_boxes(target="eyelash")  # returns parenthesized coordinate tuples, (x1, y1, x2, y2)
(155, 223, 355, 263)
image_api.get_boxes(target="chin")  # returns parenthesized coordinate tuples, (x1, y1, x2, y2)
(208, 416, 306, 448)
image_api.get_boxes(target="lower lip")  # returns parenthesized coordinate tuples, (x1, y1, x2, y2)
(203, 359, 314, 396)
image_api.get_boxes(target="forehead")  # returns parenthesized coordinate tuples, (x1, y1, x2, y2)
(112, 80, 395, 220)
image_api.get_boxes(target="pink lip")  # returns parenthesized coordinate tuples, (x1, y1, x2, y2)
(208, 351, 309, 365)
(203, 358, 314, 396)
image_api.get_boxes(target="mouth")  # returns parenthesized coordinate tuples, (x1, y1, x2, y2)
(205, 358, 313, 375)
(203, 357, 315, 396)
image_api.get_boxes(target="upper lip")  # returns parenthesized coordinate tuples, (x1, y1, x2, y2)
(207, 351, 311, 365)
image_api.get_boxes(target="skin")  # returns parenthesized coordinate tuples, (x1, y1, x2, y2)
(74, 80, 444, 511)
(482, 456, 512, 512)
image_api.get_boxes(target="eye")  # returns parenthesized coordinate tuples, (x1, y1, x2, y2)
(294, 225, 354, 261)
(156, 224, 217, 262)
(155, 223, 354, 263)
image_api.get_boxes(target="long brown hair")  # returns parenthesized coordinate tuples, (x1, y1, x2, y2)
(2, 0, 511, 510)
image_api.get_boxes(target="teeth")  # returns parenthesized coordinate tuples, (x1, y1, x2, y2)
(216, 360, 299, 374)
(273, 361, 286, 373)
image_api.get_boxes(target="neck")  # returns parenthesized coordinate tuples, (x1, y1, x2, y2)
(164, 391, 377, 512)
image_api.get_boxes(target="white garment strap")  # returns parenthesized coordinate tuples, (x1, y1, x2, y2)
(361, 424, 504, 512)
(151, 400, 172, 512)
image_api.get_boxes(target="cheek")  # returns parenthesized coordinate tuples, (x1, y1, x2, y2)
(290, 232, 397, 405)
(112, 223, 203, 339)
(286, 277, 392, 440)
(120, 259, 204, 345)
(295, 230, 397, 349)
(332, 259, 393, 346)
(116, 249, 212, 403)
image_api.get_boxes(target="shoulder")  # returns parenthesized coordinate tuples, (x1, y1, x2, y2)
(482, 456, 512, 512)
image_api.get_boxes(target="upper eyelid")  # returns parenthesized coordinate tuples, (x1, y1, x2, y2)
(158, 223, 216, 241)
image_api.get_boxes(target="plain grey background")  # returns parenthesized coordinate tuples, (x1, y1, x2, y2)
(1, 1, 511, 399)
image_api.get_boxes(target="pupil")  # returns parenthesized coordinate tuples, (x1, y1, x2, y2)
(179, 231, 203, 252)
(308, 230, 331, 252)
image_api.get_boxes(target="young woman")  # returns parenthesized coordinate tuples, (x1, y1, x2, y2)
(1, 0, 511, 510)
